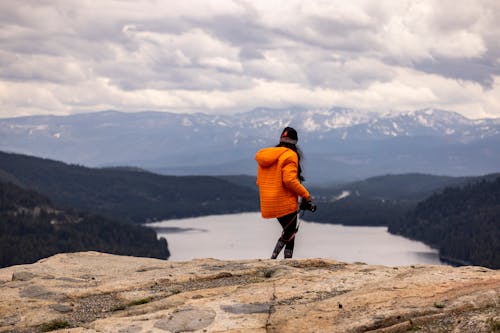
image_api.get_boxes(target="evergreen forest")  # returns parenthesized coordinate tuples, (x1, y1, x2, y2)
(303, 173, 482, 226)
(388, 177, 500, 268)
(0, 180, 170, 268)
(1, 150, 499, 269)
(0, 151, 259, 224)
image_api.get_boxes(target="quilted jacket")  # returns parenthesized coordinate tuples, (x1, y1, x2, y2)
(255, 147, 311, 218)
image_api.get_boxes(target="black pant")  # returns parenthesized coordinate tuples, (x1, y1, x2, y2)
(271, 211, 298, 259)
(277, 211, 297, 251)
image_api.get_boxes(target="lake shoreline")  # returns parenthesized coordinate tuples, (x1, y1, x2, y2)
(148, 212, 444, 266)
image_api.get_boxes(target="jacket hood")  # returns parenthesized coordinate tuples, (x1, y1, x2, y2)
(255, 147, 290, 167)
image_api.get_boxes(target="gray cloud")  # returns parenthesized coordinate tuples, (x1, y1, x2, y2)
(0, 0, 499, 119)
(415, 56, 500, 88)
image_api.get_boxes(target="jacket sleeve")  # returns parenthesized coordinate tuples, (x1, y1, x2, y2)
(281, 154, 311, 200)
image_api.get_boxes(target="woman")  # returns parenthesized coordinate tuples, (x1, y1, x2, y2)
(255, 127, 314, 259)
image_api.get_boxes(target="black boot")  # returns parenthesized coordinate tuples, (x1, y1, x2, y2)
(271, 239, 286, 259)
(284, 249, 293, 259)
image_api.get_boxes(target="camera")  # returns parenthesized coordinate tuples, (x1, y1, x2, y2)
(300, 198, 317, 212)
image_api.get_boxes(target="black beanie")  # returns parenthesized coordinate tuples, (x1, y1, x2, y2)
(280, 127, 298, 145)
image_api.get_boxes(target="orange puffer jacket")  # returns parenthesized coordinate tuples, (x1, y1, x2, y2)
(255, 147, 311, 219)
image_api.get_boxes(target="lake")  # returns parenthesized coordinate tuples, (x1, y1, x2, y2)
(148, 212, 443, 266)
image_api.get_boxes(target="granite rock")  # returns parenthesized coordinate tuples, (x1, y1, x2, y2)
(0, 252, 498, 332)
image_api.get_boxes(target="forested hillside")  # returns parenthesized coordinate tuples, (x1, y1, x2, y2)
(0, 151, 259, 223)
(0, 181, 170, 268)
(389, 177, 500, 269)
(303, 173, 480, 226)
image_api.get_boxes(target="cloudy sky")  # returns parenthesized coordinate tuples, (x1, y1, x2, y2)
(1, 0, 499, 119)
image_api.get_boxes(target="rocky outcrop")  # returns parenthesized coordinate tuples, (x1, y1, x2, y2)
(0, 252, 499, 333)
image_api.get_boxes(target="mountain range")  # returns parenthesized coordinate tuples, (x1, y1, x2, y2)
(1, 107, 499, 183)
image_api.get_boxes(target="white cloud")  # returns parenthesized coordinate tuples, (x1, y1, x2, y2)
(0, 0, 499, 119)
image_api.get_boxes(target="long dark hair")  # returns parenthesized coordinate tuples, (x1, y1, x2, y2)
(276, 142, 304, 182)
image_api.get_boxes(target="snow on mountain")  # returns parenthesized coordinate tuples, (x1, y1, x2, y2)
(222, 107, 498, 143)
(0, 107, 499, 183)
(1, 107, 495, 141)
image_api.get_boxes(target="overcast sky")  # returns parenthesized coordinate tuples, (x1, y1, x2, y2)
(1, 0, 499, 119)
